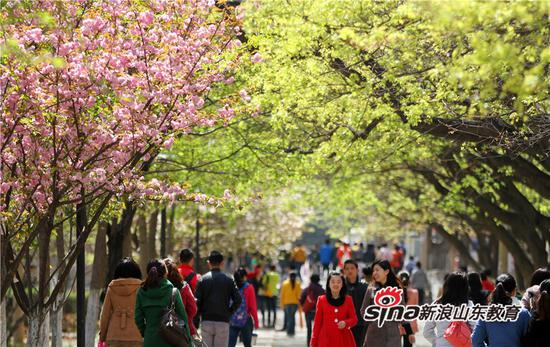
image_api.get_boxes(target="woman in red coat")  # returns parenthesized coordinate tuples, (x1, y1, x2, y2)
(311, 271, 358, 347)
(164, 258, 198, 335)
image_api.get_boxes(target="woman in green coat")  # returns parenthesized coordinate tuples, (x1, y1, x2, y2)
(135, 259, 191, 347)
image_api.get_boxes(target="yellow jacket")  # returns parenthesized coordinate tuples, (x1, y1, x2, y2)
(280, 279, 302, 306)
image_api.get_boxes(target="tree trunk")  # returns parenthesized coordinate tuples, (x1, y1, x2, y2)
(160, 207, 167, 258)
(148, 209, 159, 261)
(26, 310, 49, 347)
(0, 224, 7, 347)
(50, 294, 63, 347)
(76, 200, 87, 347)
(167, 205, 176, 257)
(0, 296, 6, 347)
(50, 223, 66, 347)
(431, 223, 482, 271)
(85, 223, 107, 347)
(137, 213, 148, 273)
(105, 203, 136, 286)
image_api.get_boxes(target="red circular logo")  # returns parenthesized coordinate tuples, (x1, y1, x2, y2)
(374, 287, 403, 308)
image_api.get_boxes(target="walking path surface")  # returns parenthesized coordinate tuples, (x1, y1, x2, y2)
(252, 308, 432, 347)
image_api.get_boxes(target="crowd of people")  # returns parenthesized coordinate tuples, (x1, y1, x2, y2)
(96, 242, 550, 347)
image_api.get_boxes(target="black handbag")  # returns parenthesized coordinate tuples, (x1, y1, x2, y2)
(158, 288, 190, 347)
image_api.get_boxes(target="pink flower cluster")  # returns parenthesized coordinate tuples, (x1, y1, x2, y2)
(1, 0, 241, 218)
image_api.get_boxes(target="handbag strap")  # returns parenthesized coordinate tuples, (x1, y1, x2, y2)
(169, 287, 177, 310)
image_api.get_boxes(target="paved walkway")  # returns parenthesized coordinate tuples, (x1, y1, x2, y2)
(251, 309, 432, 347)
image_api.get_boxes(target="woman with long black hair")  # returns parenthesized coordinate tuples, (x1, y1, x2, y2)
(360, 259, 415, 347)
(310, 271, 357, 347)
(471, 273, 530, 347)
(134, 259, 191, 347)
(99, 257, 143, 347)
(279, 271, 302, 335)
(423, 272, 476, 347)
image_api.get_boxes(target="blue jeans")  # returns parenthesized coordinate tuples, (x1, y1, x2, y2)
(228, 317, 253, 347)
(284, 304, 298, 335)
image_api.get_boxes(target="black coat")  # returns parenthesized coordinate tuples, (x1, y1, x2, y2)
(345, 278, 368, 326)
(196, 268, 242, 322)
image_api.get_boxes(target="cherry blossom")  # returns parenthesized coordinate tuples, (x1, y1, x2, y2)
(1, 0, 242, 221)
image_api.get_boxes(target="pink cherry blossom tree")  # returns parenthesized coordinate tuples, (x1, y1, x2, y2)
(1, 0, 241, 344)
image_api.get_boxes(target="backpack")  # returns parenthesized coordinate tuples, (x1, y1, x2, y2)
(302, 288, 317, 314)
(444, 321, 472, 347)
(230, 283, 249, 328)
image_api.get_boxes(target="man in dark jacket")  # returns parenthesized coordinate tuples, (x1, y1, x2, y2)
(344, 259, 368, 347)
(196, 251, 242, 347)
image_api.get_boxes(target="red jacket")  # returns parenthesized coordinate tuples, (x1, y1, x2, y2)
(179, 283, 198, 335)
(178, 263, 200, 293)
(482, 278, 495, 292)
(311, 295, 358, 347)
(243, 284, 260, 328)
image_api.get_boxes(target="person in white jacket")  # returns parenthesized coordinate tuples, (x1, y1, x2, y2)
(423, 272, 476, 347)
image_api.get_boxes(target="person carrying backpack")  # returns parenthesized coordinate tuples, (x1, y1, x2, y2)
(300, 274, 324, 347)
(178, 248, 200, 293)
(229, 268, 259, 347)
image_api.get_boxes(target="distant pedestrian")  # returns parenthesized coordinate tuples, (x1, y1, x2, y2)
(135, 259, 191, 347)
(99, 257, 143, 347)
(523, 279, 550, 346)
(390, 245, 404, 272)
(300, 274, 324, 347)
(337, 242, 353, 269)
(410, 262, 429, 305)
(405, 256, 416, 275)
(468, 272, 489, 305)
(164, 258, 198, 336)
(228, 268, 259, 347)
(291, 244, 307, 277)
(196, 251, 242, 347)
(481, 269, 496, 292)
(280, 272, 302, 336)
(344, 259, 369, 347)
(472, 273, 530, 347)
(364, 243, 376, 264)
(260, 264, 280, 328)
(378, 244, 392, 262)
(319, 239, 333, 277)
(311, 272, 358, 347)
